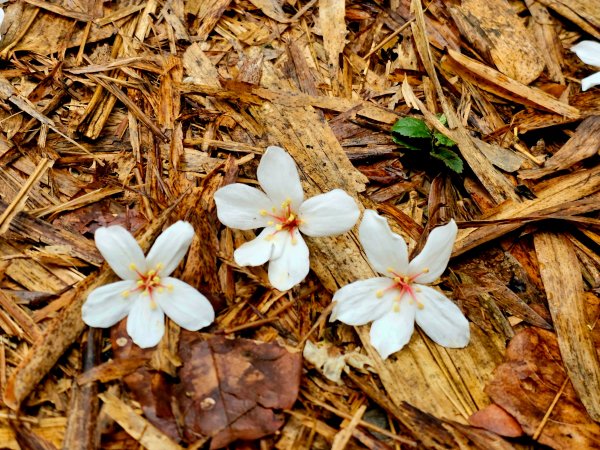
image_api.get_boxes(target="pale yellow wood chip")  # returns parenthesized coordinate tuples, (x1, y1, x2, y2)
(99, 392, 182, 450)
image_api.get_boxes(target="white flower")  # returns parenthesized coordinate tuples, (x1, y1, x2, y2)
(214, 146, 360, 291)
(331, 210, 469, 359)
(571, 40, 600, 91)
(82, 221, 215, 348)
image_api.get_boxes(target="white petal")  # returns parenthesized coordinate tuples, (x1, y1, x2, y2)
(581, 72, 600, 91)
(331, 277, 396, 325)
(408, 219, 457, 284)
(0, 9, 4, 31)
(358, 210, 409, 276)
(369, 305, 416, 359)
(571, 41, 600, 67)
(234, 227, 275, 266)
(82, 280, 136, 328)
(414, 285, 470, 348)
(126, 297, 165, 348)
(146, 221, 194, 277)
(155, 278, 215, 330)
(267, 230, 309, 291)
(95, 226, 146, 280)
(299, 190, 360, 237)
(214, 184, 273, 230)
(257, 146, 304, 210)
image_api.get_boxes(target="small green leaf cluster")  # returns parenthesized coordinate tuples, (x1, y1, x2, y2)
(391, 115, 464, 173)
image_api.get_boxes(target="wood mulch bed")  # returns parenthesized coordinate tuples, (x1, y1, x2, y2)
(0, 0, 599, 448)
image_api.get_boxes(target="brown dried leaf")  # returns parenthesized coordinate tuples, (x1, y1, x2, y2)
(486, 328, 600, 448)
(468, 404, 523, 438)
(111, 322, 181, 441)
(175, 333, 302, 449)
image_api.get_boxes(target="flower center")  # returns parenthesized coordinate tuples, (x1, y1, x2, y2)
(122, 263, 172, 309)
(376, 267, 430, 312)
(260, 199, 303, 244)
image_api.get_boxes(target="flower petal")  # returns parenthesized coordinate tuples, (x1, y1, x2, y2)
(82, 280, 136, 328)
(299, 189, 360, 237)
(358, 210, 409, 276)
(95, 226, 146, 280)
(571, 41, 600, 67)
(126, 297, 165, 348)
(156, 278, 215, 330)
(331, 277, 396, 325)
(408, 219, 457, 284)
(414, 285, 470, 348)
(257, 146, 304, 210)
(581, 72, 600, 91)
(214, 184, 273, 230)
(146, 221, 194, 277)
(234, 227, 275, 266)
(267, 230, 309, 291)
(369, 304, 416, 359)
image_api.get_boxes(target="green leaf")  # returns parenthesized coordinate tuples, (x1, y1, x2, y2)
(430, 147, 464, 173)
(437, 114, 448, 126)
(391, 117, 432, 139)
(391, 134, 422, 150)
(433, 130, 456, 147)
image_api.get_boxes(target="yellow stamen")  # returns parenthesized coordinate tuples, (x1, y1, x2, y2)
(422, 267, 430, 273)
(291, 237, 298, 245)
(147, 269, 156, 276)
(415, 287, 421, 292)
(275, 224, 283, 231)
(150, 300, 157, 310)
(393, 303, 401, 312)
(387, 267, 394, 273)
(393, 277, 401, 283)
(167, 284, 174, 292)
(417, 302, 424, 310)
(152, 276, 161, 283)
(265, 235, 273, 241)
(129, 263, 137, 270)
(122, 290, 130, 298)
(267, 220, 274, 226)
(260, 209, 268, 216)
(376, 290, 384, 298)
(137, 280, 145, 286)
(155, 263, 163, 271)
(158, 287, 164, 293)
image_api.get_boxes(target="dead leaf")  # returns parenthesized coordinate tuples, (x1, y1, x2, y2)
(175, 332, 302, 449)
(469, 404, 523, 437)
(485, 328, 600, 448)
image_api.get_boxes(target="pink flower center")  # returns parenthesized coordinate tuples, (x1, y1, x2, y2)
(376, 268, 429, 311)
(261, 199, 302, 243)
(122, 264, 171, 309)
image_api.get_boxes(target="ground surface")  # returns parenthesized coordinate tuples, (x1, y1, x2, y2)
(0, 0, 599, 449)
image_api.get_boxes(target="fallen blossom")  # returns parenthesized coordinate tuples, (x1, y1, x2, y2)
(571, 40, 600, 91)
(214, 146, 360, 291)
(331, 210, 469, 359)
(82, 221, 215, 348)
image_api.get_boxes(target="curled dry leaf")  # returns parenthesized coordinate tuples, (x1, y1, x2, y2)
(303, 340, 374, 384)
(175, 332, 302, 449)
(485, 328, 600, 448)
